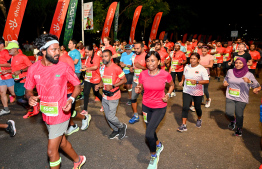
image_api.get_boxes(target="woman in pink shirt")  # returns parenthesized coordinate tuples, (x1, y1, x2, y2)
(135, 51, 174, 169)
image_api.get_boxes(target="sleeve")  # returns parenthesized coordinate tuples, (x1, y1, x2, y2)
(209, 55, 214, 61)
(201, 67, 209, 80)
(23, 55, 33, 67)
(249, 73, 260, 88)
(117, 66, 125, 79)
(247, 53, 252, 61)
(76, 51, 81, 60)
(24, 66, 36, 90)
(258, 52, 261, 60)
(182, 53, 187, 61)
(111, 47, 117, 55)
(66, 65, 80, 86)
(166, 72, 172, 83)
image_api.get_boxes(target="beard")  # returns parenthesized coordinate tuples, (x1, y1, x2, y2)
(102, 59, 110, 65)
(46, 52, 59, 64)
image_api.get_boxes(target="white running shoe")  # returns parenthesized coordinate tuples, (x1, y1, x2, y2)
(190, 106, 195, 112)
(171, 91, 176, 97)
(0, 109, 10, 116)
(81, 114, 91, 130)
(205, 98, 211, 108)
(65, 124, 79, 136)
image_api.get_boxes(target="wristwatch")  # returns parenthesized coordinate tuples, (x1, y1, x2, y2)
(196, 81, 199, 84)
(112, 85, 115, 88)
(20, 69, 23, 74)
(166, 93, 171, 98)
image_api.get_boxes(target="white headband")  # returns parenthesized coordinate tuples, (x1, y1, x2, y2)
(40, 40, 59, 51)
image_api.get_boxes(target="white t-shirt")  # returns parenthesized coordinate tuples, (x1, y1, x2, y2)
(183, 64, 209, 96)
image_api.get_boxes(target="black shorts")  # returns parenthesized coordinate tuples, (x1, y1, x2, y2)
(125, 73, 134, 85)
(113, 57, 121, 64)
(213, 63, 222, 68)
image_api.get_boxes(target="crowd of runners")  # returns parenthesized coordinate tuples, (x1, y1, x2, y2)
(0, 34, 261, 169)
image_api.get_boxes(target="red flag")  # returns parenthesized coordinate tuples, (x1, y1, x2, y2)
(159, 31, 165, 40)
(3, 0, 28, 41)
(198, 34, 202, 42)
(101, 2, 118, 44)
(49, 0, 70, 39)
(182, 33, 188, 43)
(208, 35, 212, 42)
(148, 12, 163, 45)
(193, 34, 198, 39)
(129, 5, 142, 44)
(170, 33, 173, 41)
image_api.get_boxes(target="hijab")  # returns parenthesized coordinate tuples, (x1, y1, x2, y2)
(233, 57, 249, 78)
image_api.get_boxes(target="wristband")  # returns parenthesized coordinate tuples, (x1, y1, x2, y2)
(20, 69, 23, 74)
(166, 93, 171, 98)
(196, 81, 199, 84)
(112, 85, 115, 89)
(68, 96, 75, 104)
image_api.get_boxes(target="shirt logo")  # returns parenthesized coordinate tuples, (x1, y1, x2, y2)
(56, 74, 60, 77)
(195, 71, 199, 74)
(34, 75, 40, 79)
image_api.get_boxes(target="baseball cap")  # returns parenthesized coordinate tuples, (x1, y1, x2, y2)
(5, 42, 19, 50)
(125, 44, 132, 50)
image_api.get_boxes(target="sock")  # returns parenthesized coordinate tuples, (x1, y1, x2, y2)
(157, 142, 162, 147)
(4, 107, 9, 111)
(134, 113, 138, 118)
(74, 156, 81, 163)
(151, 154, 157, 157)
(73, 124, 76, 128)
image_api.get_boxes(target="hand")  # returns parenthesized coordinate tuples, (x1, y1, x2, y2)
(127, 65, 131, 68)
(253, 88, 260, 94)
(242, 77, 251, 83)
(29, 95, 40, 107)
(162, 95, 169, 103)
(130, 67, 134, 73)
(179, 81, 184, 86)
(228, 61, 232, 66)
(82, 65, 86, 69)
(95, 85, 100, 91)
(177, 62, 182, 66)
(13, 70, 20, 76)
(224, 81, 229, 86)
(135, 85, 142, 94)
(62, 99, 72, 112)
(105, 85, 113, 91)
(187, 79, 196, 85)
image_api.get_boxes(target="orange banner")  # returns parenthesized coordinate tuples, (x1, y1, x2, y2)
(49, 0, 70, 39)
(198, 34, 202, 42)
(101, 2, 118, 44)
(3, 0, 28, 41)
(148, 12, 163, 45)
(182, 33, 188, 43)
(159, 31, 165, 40)
(129, 5, 142, 44)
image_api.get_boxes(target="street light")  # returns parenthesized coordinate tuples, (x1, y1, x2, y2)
(97, 30, 100, 33)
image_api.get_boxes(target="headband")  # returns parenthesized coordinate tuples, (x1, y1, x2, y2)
(39, 40, 59, 51)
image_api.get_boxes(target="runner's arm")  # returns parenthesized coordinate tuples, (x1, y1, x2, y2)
(111, 53, 118, 58)
(202, 60, 214, 68)
(0, 63, 11, 67)
(73, 59, 79, 65)
(134, 62, 147, 70)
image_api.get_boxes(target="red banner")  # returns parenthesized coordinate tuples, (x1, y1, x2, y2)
(182, 33, 188, 43)
(101, 2, 118, 44)
(3, 0, 28, 41)
(148, 12, 163, 45)
(159, 31, 165, 40)
(129, 5, 142, 44)
(49, 0, 70, 39)
(170, 33, 173, 41)
(208, 35, 212, 42)
(198, 34, 202, 42)
(193, 34, 198, 39)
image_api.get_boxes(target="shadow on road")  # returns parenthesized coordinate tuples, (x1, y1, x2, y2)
(171, 103, 197, 126)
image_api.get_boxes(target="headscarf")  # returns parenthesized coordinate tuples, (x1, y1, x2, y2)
(233, 57, 249, 78)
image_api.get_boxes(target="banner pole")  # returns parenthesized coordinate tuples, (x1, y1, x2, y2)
(81, 0, 84, 45)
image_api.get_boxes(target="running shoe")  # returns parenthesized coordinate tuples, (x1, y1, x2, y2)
(171, 91, 176, 97)
(81, 114, 91, 130)
(108, 130, 119, 139)
(228, 120, 236, 130)
(234, 128, 242, 136)
(156, 142, 164, 156)
(126, 100, 131, 106)
(0, 109, 10, 116)
(80, 110, 88, 116)
(189, 106, 195, 112)
(94, 97, 100, 101)
(65, 124, 79, 136)
(177, 124, 187, 132)
(23, 103, 40, 119)
(9, 95, 15, 103)
(147, 154, 159, 169)
(73, 155, 86, 169)
(129, 115, 139, 124)
(118, 123, 127, 140)
(196, 119, 202, 128)
(6, 120, 16, 137)
(205, 98, 211, 108)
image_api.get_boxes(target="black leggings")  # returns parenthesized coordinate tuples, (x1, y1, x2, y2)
(84, 81, 102, 110)
(142, 104, 166, 153)
(204, 83, 209, 99)
(182, 93, 202, 118)
(171, 72, 183, 89)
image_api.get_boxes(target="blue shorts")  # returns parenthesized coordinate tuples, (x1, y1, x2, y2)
(0, 79, 15, 87)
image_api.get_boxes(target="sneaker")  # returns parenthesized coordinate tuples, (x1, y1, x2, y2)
(190, 106, 195, 112)
(108, 130, 119, 139)
(156, 142, 164, 156)
(23, 103, 40, 119)
(81, 114, 91, 130)
(196, 119, 202, 128)
(118, 123, 127, 140)
(129, 115, 139, 124)
(65, 124, 79, 136)
(234, 128, 242, 136)
(94, 97, 100, 101)
(171, 91, 176, 97)
(0, 109, 10, 116)
(6, 120, 16, 137)
(177, 124, 187, 132)
(126, 100, 131, 106)
(9, 95, 15, 103)
(228, 120, 236, 130)
(147, 155, 159, 169)
(205, 98, 211, 108)
(73, 155, 86, 169)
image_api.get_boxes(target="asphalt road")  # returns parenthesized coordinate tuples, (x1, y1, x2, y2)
(1, 75, 262, 169)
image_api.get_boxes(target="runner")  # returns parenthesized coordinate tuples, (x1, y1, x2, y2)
(248, 44, 261, 75)
(193, 41, 203, 55)
(177, 40, 187, 53)
(177, 53, 209, 132)
(229, 43, 252, 67)
(120, 44, 134, 105)
(134, 51, 174, 169)
(103, 37, 118, 59)
(222, 42, 233, 77)
(27, 34, 86, 168)
(143, 40, 149, 53)
(60, 45, 68, 55)
(169, 43, 187, 97)
(155, 41, 170, 70)
(184, 40, 193, 64)
(0, 120, 16, 137)
(200, 46, 214, 108)
(68, 39, 82, 79)
(95, 49, 127, 139)
(93, 43, 99, 53)
(129, 42, 147, 124)
(224, 57, 261, 136)
(213, 42, 225, 82)
(0, 39, 16, 116)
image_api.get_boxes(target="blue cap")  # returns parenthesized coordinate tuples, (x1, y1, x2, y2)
(125, 44, 132, 50)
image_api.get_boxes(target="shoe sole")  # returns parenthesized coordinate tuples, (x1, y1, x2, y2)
(66, 127, 79, 136)
(73, 156, 86, 169)
(109, 134, 119, 139)
(129, 120, 139, 124)
(177, 129, 187, 132)
(0, 112, 11, 116)
(81, 115, 91, 131)
(8, 120, 16, 137)
(156, 144, 164, 156)
(119, 124, 127, 140)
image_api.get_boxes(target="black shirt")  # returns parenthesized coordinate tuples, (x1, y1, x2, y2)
(232, 52, 251, 63)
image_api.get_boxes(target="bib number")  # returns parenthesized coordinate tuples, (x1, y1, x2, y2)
(102, 75, 112, 85)
(40, 101, 59, 116)
(228, 87, 240, 97)
(186, 81, 196, 86)
(85, 71, 92, 82)
(12, 74, 19, 80)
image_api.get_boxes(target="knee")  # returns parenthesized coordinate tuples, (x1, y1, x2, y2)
(145, 131, 154, 141)
(47, 148, 57, 158)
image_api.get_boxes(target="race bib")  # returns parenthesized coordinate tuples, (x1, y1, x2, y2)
(123, 67, 130, 70)
(134, 69, 142, 76)
(12, 74, 20, 80)
(40, 101, 59, 116)
(172, 60, 179, 66)
(228, 87, 240, 97)
(143, 112, 148, 123)
(102, 75, 113, 85)
(223, 53, 229, 62)
(234, 56, 239, 61)
(85, 71, 92, 82)
(186, 81, 196, 86)
(213, 59, 218, 64)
